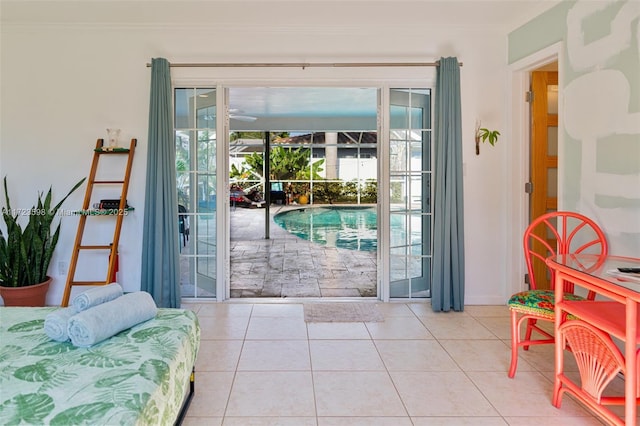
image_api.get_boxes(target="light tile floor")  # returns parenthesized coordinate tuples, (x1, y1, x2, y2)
(180, 301, 627, 425)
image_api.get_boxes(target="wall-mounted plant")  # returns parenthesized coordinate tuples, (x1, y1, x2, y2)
(475, 121, 500, 155)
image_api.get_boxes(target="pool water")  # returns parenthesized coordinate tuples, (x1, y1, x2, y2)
(274, 206, 377, 251)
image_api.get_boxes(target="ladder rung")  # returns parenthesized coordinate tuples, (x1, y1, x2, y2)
(95, 148, 131, 154)
(69, 281, 110, 286)
(93, 180, 125, 184)
(78, 245, 112, 250)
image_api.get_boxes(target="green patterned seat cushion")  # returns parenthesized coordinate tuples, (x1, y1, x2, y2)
(508, 290, 586, 319)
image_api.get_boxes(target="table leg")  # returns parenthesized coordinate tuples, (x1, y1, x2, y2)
(553, 272, 565, 407)
(625, 301, 637, 426)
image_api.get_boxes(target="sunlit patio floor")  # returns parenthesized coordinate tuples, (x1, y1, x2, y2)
(230, 204, 377, 298)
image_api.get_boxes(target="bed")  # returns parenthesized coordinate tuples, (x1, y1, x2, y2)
(0, 307, 200, 426)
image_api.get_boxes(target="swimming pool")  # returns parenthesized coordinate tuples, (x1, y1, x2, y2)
(274, 206, 377, 251)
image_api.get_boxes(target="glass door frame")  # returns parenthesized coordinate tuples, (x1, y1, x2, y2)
(204, 80, 432, 302)
(217, 86, 230, 301)
(174, 87, 219, 300)
(388, 88, 433, 298)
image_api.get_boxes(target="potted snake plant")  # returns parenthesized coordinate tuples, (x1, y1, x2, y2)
(0, 176, 85, 306)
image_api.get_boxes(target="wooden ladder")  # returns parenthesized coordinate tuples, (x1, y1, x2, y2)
(61, 138, 136, 307)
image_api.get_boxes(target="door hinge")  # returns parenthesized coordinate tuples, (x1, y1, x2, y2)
(525, 91, 533, 103)
(525, 182, 533, 194)
(524, 273, 530, 288)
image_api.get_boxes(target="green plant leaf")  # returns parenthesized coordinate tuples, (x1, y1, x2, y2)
(95, 371, 138, 388)
(49, 402, 116, 426)
(0, 176, 84, 287)
(28, 341, 77, 357)
(76, 351, 135, 368)
(139, 397, 161, 426)
(124, 392, 151, 412)
(7, 319, 45, 332)
(0, 393, 55, 424)
(130, 326, 172, 341)
(13, 360, 56, 382)
(0, 345, 26, 365)
(138, 359, 170, 386)
(479, 128, 500, 146)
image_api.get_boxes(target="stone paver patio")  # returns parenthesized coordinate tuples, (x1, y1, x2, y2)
(229, 204, 377, 298)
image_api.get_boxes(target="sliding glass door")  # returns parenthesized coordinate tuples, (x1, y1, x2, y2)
(389, 88, 432, 298)
(174, 85, 432, 301)
(174, 88, 217, 299)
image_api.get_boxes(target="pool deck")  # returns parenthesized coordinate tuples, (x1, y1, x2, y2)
(230, 204, 377, 298)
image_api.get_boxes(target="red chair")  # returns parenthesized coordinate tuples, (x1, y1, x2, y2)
(507, 211, 608, 378)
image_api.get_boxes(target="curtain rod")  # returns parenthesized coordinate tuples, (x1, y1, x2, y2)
(145, 61, 462, 69)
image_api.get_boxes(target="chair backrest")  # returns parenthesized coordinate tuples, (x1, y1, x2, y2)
(524, 211, 608, 293)
(178, 204, 187, 231)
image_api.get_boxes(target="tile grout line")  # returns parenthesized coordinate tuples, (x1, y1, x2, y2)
(220, 303, 254, 422)
(368, 304, 416, 422)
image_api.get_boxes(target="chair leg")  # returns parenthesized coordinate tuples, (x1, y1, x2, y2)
(508, 309, 519, 378)
(523, 318, 535, 351)
(552, 385, 563, 408)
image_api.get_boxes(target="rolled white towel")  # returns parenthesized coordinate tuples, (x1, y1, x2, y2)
(44, 306, 78, 342)
(67, 291, 157, 347)
(72, 282, 123, 311)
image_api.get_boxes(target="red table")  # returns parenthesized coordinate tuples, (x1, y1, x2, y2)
(547, 254, 640, 425)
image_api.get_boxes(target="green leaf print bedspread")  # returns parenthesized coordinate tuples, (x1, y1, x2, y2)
(0, 307, 200, 426)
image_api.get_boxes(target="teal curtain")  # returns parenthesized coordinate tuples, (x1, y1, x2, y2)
(432, 57, 465, 312)
(141, 58, 180, 308)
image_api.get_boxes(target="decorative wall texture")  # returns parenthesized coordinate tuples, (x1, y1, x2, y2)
(509, 0, 640, 255)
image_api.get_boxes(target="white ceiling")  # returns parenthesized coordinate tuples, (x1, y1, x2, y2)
(230, 87, 378, 118)
(227, 87, 379, 130)
(1, 0, 560, 33)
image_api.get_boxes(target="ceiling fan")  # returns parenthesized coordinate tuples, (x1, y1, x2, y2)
(202, 109, 258, 123)
(229, 108, 258, 122)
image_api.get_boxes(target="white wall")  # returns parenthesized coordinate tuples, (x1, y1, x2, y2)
(1, 1, 519, 305)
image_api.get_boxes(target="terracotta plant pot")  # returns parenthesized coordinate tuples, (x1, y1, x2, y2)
(0, 276, 52, 307)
